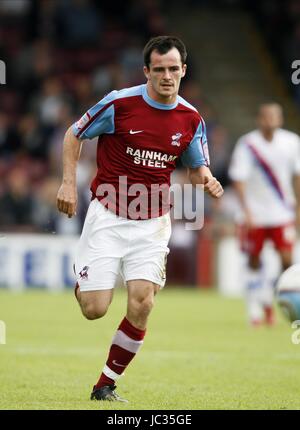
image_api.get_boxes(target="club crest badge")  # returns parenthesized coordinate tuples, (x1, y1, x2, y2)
(79, 266, 89, 280)
(171, 133, 182, 147)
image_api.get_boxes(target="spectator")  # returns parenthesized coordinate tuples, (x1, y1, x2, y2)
(30, 76, 70, 129)
(0, 112, 21, 158)
(18, 113, 49, 160)
(54, 0, 102, 48)
(0, 167, 36, 231)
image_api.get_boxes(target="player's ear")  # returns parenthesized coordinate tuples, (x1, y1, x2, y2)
(143, 66, 150, 80)
(181, 64, 187, 78)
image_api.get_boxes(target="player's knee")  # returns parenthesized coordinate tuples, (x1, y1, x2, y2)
(131, 295, 155, 317)
(141, 296, 155, 315)
(81, 303, 108, 320)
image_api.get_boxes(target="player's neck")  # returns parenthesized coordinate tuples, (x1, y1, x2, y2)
(260, 129, 275, 142)
(146, 82, 177, 105)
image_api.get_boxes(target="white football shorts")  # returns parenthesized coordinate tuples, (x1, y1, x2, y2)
(74, 199, 172, 292)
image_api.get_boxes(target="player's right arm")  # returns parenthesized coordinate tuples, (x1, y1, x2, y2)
(57, 126, 82, 218)
(56, 90, 117, 218)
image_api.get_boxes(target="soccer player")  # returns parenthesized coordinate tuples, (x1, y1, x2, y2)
(229, 103, 300, 326)
(56, 36, 223, 402)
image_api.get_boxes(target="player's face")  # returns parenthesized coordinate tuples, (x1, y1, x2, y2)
(143, 47, 186, 104)
(257, 105, 283, 133)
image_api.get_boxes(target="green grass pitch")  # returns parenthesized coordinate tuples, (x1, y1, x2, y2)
(1, 287, 300, 410)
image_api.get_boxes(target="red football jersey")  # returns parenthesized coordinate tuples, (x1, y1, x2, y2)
(73, 84, 209, 219)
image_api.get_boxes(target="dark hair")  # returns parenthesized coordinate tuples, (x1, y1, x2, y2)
(143, 36, 187, 68)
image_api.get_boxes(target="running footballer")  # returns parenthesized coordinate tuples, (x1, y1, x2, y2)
(57, 36, 223, 402)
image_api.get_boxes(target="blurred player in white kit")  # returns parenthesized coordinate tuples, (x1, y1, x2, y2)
(229, 103, 300, 326)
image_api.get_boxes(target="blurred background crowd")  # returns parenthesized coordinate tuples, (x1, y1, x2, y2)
(0, 0, 299, 238)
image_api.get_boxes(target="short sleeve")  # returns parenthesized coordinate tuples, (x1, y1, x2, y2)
(181, 117, 210, 168)
(72, 91, 117, 140)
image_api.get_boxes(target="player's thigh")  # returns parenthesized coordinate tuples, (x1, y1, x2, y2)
(270, 224, 295, 269)
(74, 200, 124, 291)
(75, 255, 121, 292)
(122, 214, 171, 289)
(240, 226, 265, 267)
(127, 279, 160, 300)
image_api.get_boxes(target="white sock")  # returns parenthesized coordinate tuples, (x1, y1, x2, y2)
(244, 267, 263, 322)
(260, 276, 274, 308)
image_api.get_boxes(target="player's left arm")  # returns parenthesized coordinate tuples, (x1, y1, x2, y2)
(181, 117, 223, 198)
(188, 166, 224, 198)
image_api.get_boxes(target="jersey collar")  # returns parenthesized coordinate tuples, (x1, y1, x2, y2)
(142, 84, 178, 110)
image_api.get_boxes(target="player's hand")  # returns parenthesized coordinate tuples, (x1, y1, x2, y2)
(56, 183, 77, 218)
(204, 176, 224, 198)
